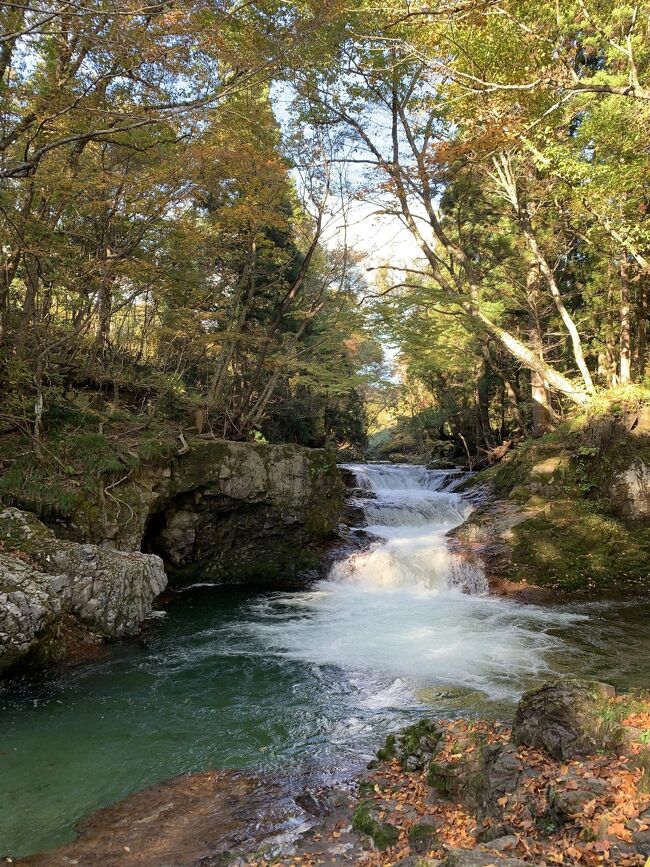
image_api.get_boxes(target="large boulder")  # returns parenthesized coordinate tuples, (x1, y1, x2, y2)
(65, 440, 344, 586)
(0, 553, 68, 670)
(0, 507, 166, 671)
(512, 680, 621, 759)
(16, 770, 299, 866)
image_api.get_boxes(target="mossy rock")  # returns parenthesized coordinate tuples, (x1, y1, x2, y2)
(376, 720, 442, 771)
(512, 680, 625, 760)
(352, 802, 399, 851)
(508, 500, 650, 592)
(426, 761, 449, 795)
(376, 733, 397, 762)
(408, 822, 438, 853)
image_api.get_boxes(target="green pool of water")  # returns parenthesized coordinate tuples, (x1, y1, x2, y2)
(0, 585, 649, 858)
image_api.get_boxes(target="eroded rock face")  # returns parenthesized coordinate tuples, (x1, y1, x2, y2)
(0, 507, 166, 672)
(611, 459, 650, 521)
(512, 680, 619, 759)
(142, 441, 344, 585)
(0, 553, 67, 670)
(59, 440, 344, 586)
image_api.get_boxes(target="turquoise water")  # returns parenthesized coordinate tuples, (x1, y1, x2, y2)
(1, 584, 649, 858)
(2, 463, 649, 859)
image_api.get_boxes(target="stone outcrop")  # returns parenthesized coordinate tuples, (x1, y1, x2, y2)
(0, 507, 166, 672)
(512, 680, 622, 759)
(611, 458, 650, 521)
(66, 439, 344, 585)
(0, 440, 343, 670)
(17, 770, 302, 867)
(146, 441, 344, 584)
(450, 399, 650, 595)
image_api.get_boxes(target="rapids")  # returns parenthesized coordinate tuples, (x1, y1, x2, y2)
(244, 463, 582, 699)
(2, 462, 650, 858)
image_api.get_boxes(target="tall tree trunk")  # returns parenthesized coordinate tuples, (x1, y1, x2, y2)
(0, 249, 22, 344)
(522, 221, 594, 394)
(527, 265, 555, 435)
(636, 278, 647, 380)
(476, 360, 493, 448)
(16, 256, 39, 356)
(471, 306, 590, 405)
(96, 279, 112, 357)
(619, 258, 632, 384)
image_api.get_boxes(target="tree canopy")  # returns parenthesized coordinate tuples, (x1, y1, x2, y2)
(1, 0, 648, 465)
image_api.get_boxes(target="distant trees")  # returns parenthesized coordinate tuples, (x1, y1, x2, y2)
(0, 0, 369, 450)
(293, 0, 650, 451)
(2, 0, 648, 460)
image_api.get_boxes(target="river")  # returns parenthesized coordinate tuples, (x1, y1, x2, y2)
(1, 463, 649, 858)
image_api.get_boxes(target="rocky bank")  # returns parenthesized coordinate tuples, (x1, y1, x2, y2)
(14, 680, 650, 866)
(449, 398, 650, 596)
(0, 440, 343, 672)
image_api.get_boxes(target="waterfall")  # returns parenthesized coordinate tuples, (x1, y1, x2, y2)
(335, 463, 487, 594)
(242, 462, 585, 701)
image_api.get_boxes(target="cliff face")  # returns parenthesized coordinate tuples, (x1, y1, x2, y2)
(142, 441, 345, 585)
(0, 441, 344, 672)
(67, 439, 344, 585)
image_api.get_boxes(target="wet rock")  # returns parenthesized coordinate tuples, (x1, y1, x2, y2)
(295, 787, 352, 817)
(17, 770, 301, 866)
(512, 680, 620, 760)
(141, 441, 344, 585)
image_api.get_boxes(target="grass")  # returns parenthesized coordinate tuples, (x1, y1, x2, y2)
(0, 403, 179, 519)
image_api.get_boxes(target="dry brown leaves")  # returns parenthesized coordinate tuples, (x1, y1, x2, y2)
(247, 714, 650, 867)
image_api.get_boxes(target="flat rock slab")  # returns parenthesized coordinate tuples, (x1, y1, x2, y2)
(17, 770, 304, 866)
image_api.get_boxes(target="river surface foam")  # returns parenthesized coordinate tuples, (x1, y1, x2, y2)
(241, 463, 583, 701)
(3, 463, 649, 858)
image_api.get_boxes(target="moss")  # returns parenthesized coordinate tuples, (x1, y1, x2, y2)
(351, 802, 399, 850)
(357, 780, 377, 798)
(408, 822, 438, 852)
(376, 733, 396, 762)
(399, 719, 434, 752)
(426, 761, 448, 794)
(637, 747, 650, 794)
(456, 393, 650, 594)
(508, 501, 650, 592)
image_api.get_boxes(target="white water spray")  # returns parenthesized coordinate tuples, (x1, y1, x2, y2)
(333, 463, 486, 593)
(246, 463, 585, 702)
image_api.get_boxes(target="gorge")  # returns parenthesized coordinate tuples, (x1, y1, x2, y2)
(2, 458, 650, 862)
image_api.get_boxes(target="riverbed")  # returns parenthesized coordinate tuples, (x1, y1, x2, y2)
(1, 464, 649, 858)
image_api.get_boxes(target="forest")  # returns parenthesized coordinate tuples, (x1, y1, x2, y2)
(1, 3, 650, 866)
(1, 0, 648, 478)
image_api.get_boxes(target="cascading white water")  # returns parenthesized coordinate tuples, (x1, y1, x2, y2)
(246, 463, 585, 702)
(332, 463, 487, 593)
